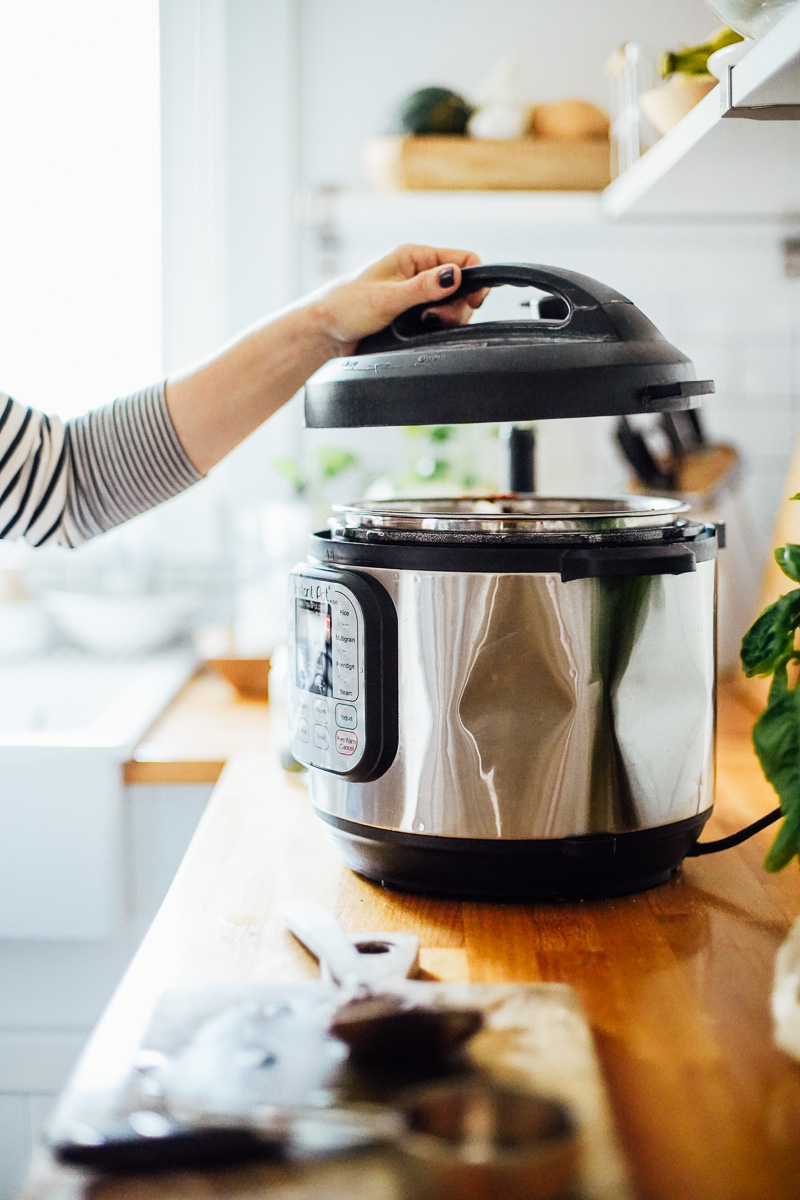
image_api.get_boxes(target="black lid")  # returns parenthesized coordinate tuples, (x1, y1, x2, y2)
(304, 264, 714, 428)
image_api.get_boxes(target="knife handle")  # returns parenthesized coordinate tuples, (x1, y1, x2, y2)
(53, 1117, 284, 1174)
(280, 900, 419, 989)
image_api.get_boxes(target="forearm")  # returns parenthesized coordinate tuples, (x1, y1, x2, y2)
(163, 245, 484, 476)
(164, 299, 338, 476)
(0, 385, 201, 549)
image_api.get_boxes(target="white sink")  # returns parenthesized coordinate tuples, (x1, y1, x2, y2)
(0, 652, 196, 745)
(0, 652, 196, 939)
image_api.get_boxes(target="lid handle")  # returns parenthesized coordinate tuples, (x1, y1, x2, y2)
(448, 263, 629, 309)
(360, 263, 631, 350)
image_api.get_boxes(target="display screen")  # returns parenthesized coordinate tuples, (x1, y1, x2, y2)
(295, 598, 332, 695)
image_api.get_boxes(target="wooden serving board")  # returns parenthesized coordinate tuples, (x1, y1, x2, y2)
(363, 135, 611, 191)
(64, 981, 631, 1200)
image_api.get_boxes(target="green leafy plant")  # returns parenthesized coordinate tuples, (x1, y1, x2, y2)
(740, 494, 800, 871)
(272, 446, 358, 497)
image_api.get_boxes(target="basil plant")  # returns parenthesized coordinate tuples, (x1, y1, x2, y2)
(741, 494, 800, 871)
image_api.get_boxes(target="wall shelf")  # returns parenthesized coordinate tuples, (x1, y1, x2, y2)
(300, 189, 603, 238)
(603, 5, 800, 219)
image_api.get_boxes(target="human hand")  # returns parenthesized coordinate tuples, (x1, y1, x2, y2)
(311, 244, 486, 355)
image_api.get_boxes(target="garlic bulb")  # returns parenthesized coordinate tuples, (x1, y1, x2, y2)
(468, 58, 529, 140)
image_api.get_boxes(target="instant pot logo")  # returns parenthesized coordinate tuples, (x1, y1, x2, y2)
(297, 580, 333, 603)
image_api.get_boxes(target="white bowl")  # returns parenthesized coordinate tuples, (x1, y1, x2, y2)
(44, 591, 197, 656)
(706, 0, 798, 40)
(639, 76, 717, 135)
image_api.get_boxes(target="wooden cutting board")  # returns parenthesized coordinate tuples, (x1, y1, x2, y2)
(363, 135, 611, 191)
(65, 981, 631, 1200)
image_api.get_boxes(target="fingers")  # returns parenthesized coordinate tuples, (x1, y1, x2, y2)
(373, 260, 463, 325)
(364, 244, 481, 284)
(327, 245, 484, 347)
(434, 295, 485, 326)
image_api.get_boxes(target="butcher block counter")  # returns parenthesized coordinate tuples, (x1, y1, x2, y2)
(22, 680, 800, 1200)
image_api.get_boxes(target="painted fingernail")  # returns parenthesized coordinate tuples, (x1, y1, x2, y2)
(438, 267, 455, 288)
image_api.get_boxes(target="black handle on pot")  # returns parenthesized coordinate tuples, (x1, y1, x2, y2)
(358, 263, 631, 352)
(560, 542, 697, 582)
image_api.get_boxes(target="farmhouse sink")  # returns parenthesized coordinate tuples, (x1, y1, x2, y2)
(0, 652, 196, 938)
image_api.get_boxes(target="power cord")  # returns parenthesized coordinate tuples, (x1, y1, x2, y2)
(686, 807, 782, 856)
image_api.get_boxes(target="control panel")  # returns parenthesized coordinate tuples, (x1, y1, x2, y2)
(288, 565, 397, 781)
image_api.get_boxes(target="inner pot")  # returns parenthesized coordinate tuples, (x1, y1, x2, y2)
(331, 495, 692, 543)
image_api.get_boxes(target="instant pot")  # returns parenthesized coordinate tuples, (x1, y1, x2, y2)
(288, 265, 719, 899)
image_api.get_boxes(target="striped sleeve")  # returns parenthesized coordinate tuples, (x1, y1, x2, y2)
(0, 383, 202, 549)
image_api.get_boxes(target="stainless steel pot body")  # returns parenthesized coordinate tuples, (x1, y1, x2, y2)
(307, 560, 716, 841)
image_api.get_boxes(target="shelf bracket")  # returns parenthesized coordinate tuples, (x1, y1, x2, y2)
(720, 65, 800, 120)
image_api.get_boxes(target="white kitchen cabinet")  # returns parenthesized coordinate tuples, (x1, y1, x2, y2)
(0, 781, 211, 1200)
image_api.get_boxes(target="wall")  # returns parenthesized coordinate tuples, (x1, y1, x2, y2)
(297, 0, 716, 190)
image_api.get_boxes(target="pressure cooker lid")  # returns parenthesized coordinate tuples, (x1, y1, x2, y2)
(305, 264, 714, 428)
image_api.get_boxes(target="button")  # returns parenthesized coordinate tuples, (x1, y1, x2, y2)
(335, 729, 358, 756)
(335, 703, 357, 729)
(313, 724, 330, 750)
(297, 718, 309, 743)
(299, 698, 309, 718)
(336, 596, 355, 626)
(334, 628, 357, 653)
(333, 649, 359, 701)
(313, 699, 329, 721)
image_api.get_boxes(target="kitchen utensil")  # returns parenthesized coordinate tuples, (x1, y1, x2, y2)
(282, 900, 483, 1065)
(289, 264, 719, 899)
(395, 1080, 579, 1200)
(53, 1102, 401, 1174)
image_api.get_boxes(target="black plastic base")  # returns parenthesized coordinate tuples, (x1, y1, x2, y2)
(315, 810, 712, 900)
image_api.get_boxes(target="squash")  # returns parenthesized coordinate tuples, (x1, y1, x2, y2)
(530, 100, 610, 141)
(389, 87, 474, 137)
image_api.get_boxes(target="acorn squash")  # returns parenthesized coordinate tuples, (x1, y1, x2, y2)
(389, 87, 474, 136)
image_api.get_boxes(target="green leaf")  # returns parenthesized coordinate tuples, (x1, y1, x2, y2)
(414, 456, 451, 482)
(740, 589, 800, 677)
(271, 456, 305, 494)
(752, 675, 800, 871)
(765, 805, 800, 872)
(790, 493, 800, 501)
(428, 426, 455, 444)
(775, 544, 800, 583)
(314, 447, 357, 480)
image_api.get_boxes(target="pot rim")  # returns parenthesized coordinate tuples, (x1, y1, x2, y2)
(331, 494, 690, 535)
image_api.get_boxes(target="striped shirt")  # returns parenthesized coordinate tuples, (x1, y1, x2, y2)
(0, 383, 202, 548)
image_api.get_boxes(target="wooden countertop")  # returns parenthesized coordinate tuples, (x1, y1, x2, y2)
(123, 669, 272, 785)
(27, 682, 800, 1200)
